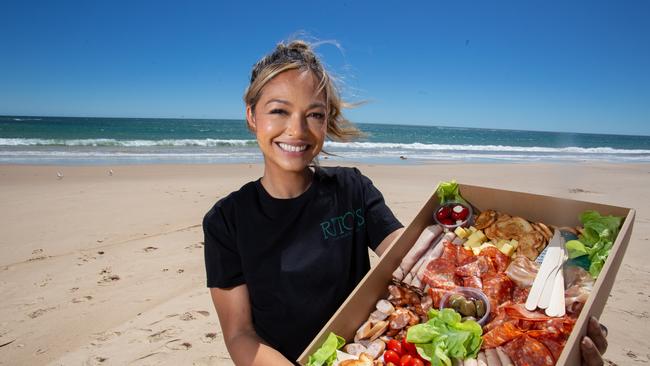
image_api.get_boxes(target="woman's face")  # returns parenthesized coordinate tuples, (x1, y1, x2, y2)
(247, 69, 328, 175)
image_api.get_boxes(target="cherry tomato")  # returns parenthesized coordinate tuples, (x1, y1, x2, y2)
(436, 206, 452, 221)
(399, 354, 414, 366)
(384, 350, 401, 364)
(387, 339, 403, 355)
(411, 358, 425, 366)
(401, 338, 418, 355)
(440, 217, 455, 226)
(451, 204, 469, 221)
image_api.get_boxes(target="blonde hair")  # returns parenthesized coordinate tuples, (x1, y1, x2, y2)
(243, 40, 363, 142)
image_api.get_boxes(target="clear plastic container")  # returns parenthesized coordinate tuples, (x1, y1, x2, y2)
(439, 287, 491, 325)
(433, 200, 474, 230)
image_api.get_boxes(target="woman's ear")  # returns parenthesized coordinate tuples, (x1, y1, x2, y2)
(246, 105, 256, 132)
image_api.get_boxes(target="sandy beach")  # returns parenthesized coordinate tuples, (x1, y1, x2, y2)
(0, 162, 648, 366)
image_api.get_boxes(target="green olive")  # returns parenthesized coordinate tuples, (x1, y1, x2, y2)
(449, 295, 465, 310)
(459, 299, 477, 317)
(475, 299, 486, 318)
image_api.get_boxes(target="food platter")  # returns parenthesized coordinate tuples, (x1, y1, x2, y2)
(299, 183, 635, 366)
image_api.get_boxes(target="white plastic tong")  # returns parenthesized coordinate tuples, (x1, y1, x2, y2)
(525, 229, 566, 317)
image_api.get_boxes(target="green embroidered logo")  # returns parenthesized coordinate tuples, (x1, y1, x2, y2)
(320, 208, 365, 240)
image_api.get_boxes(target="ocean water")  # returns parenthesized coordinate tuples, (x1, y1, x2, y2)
(1, 115, 649, 165)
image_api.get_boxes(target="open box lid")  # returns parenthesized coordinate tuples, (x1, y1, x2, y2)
(298, 183, 635, 365)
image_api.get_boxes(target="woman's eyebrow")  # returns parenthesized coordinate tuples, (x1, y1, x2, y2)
(308, 101, 326, 109)
(265, 98, 291, 106)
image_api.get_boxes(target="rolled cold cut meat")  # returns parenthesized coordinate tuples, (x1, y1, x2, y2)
(392, 225, 443, 282)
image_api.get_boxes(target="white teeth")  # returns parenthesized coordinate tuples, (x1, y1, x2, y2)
(278, 143, 307, 152)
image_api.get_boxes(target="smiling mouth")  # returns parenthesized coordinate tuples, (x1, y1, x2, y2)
(277, 142, 309, 152)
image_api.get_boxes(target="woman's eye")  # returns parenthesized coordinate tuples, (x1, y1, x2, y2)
(270, 109, 287, 115)
(308, 112, 325, 120)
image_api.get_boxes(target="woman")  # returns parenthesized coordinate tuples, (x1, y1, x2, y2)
(203, 40, 608, 365)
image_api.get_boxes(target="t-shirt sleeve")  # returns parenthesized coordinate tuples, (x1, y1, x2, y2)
(354, 168, 404, 250)
(203, 200, 245, 288)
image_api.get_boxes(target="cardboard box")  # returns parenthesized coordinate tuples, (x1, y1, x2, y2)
(298, 184, 635, 365)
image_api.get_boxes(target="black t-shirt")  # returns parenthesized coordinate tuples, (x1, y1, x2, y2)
(203, 166, 403, 361)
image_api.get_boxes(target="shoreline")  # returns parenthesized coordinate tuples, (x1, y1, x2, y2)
(0, 162, 648, 365)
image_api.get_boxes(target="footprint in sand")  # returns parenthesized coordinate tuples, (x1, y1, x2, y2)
(97, 268, 120, 284)
(28, 249, 48, 262)
(72, 295, 93, 303)
(201, 332, 220, 343)
(143, 246, 158, 253)
(27, 306, 56, 319)
(165, 339, 192, 350)
(179, 310, 210, 321)
(147, 327, 181, 343)
(90, 331, 122, 344)
(82, 356, 109, 366)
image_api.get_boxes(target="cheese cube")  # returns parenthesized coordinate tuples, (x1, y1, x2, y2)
(472, 247, 482, 255)
(454, 226, 469, 239)
(499, 243, 515, 257)
(468, 230, 486, 243)
(466, 238, 481, 248)
(469, 226, 478, 233)
(510, 239, 519, 249)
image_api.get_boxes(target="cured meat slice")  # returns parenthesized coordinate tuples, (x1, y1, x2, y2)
(482, 273, 514, 311)
(410, 232, 453, 290)
(502, 335, 555, 366)
(529, 333, 566, 361)
(477, 246, 510, 273)
(483, 302, 512, 333)
(456, 256, 492, 278)
(456, 245, 476, 266)
(502, 303, 554, 322)
(422, 257, 459, 290)
(482, 321, 524, 348)
(512, 286, 530, 304)
(463, 276, 483, 289)
(505, 256, 539, 288)
(439, 241, 458, 263)
(428, 287, 451, 308)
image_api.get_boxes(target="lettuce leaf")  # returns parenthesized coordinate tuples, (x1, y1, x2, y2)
(306, 332, 345, 366)
(566, 240, 588, 259)
(436, 180, 468, 205)
(568, 210, 623, 278)
(407, 308, 482, 366)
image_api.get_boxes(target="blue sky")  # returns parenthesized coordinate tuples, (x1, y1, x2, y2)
(1, 1, 648, 135)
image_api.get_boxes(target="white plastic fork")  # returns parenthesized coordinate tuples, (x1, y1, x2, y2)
(525, 230, 563, 311)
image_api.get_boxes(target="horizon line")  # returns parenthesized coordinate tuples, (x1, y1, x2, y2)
(1, 114, 648, 138)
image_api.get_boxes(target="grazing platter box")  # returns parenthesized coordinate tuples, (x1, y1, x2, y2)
(298, 184, 635, 366)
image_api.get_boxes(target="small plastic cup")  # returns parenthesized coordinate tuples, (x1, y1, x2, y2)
(433, 200, 474, 230)
(439, 287, 491, 326)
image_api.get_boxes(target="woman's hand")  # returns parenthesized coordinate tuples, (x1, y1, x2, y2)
(581, 316, 608, 366)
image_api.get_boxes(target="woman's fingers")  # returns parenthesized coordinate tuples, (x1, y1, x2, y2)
(581, 337, 604, 366)
(587, 316, 608, 354)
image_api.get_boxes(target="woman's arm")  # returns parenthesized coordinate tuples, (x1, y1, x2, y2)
(210, 285, 294, 366)
(374, 227, 405, 257)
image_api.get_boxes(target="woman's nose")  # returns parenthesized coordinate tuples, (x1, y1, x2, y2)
(286, 113, 307, 136)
